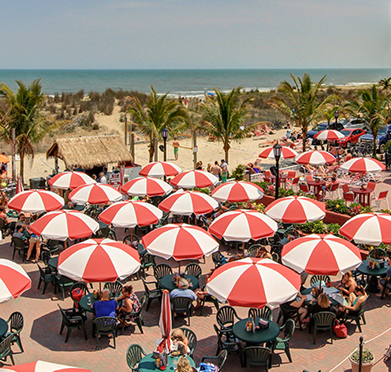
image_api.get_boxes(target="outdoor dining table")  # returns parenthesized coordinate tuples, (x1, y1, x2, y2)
(159, 274, 199, 292)
(356, 260, 388, 293)
(352, 188, 372, 207)
(48, 256, 58, 269)
(270, 173, 288, 188)
(233, 317, 280, 345)
(307, 180, 326, 200)
(0, 318, 8, 338)
(79, 293, 99, 313)
(138, 353, 196, 372)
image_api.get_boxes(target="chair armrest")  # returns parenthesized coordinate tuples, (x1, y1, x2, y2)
(201, 355, 219, 363)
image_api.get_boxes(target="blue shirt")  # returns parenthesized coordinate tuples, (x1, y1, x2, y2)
(93, 300, 117, 318)
(169, 288, 197, 301)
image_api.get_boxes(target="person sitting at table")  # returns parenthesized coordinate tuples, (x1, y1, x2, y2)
(256, 245, 272, 259)
(169, 278, 207, 309)
(345, 149, 353, 162)
(171, 329, 189, 355)
(116, 285, 141, 327)
(320, 176, 338, 199)
(335, 271, 357, 297)
(308, 292, 337, 315)
(377, 254, 391, 297)
(92, 289, 117, 318)
(339, 285, 368, 315)
(175, 356, 197, 372)
(282, 294, 309, 329)
(12, 225, 26, 241)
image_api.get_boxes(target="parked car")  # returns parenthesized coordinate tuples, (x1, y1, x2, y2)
(306, 122, 345, 145)
(359, 125, 391, 153)
(330, 128, 366, 148)
(344, 118, 370, 132)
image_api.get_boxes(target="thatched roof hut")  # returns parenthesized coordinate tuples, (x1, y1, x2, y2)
(46, 135, 133, 170)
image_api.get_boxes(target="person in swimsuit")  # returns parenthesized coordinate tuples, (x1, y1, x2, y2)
(173, 138, 180, 161)
(116, 285, 141, 327)
(339, 285, 368, 315)
(335, 271, 357, 297)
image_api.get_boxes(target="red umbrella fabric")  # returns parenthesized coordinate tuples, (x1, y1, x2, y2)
(157, 290, 172, 354)
(30, 210, 99, 241)
(16, 177, 24, 194)
(2, 360, 91, 372)
(170, 170, 219, 189)
(211, 181, 264, 203)
(139, 161, 181, 177)
(265, 196, 326, 223)
(295, 150, 336, 165)
(8, 190, 64, 213)
(314, 130, 345, 141)
(282, 234, 362, 275)
(120, 177, 172, 197)
(58, 238, 141, 283)
(49, 171, 96, 190)
(0, 259, 31, 303)
(340, 157, 386, 173)
(206, 257, 301, 308)
(69, 184, 122, 205)
(259, 146, 298, 160)
(142, 223, 219, 260)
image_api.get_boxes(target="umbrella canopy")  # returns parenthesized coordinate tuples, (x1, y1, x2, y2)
(0, 154, 9, 163)
(209, 209, 278, 242)
(265, 196, 326, 223)
(139, 161, 181, 177)
(0, 259, 31, 303)
(258, 146, 298, 160)
(2, 361, 91, 372)
(99, 201, 163, 228)
(296, 150, 336, 165)
(49, 171, 96, 190)
(314, 130, 345, 141)
(157, 290, 172, 354)
(206, 257, 300, 308)
(339, 212, 391, 246)
(340, 157, 386, 173)
(120, 177, 172, 197)
(16, 177, 24, 194)
(159, 190, 219, 216)
(211, 181, 264, 203)
(30, 210, 99, 241)
(170, 170, 219, 189)
(58, 238, 140, 283)
(142, 223, 219, 260)
(69, 184, 122, 205)
(282, 234, 362, 276)
(8, 190, 64, 214)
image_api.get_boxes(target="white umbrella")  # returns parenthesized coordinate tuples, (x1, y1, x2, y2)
(0, 259, 31, 303)
(8, 190, 64, 214)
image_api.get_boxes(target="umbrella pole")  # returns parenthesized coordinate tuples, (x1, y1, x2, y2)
(178, 261, 181, 274)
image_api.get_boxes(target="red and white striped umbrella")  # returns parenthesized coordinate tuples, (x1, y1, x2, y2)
(259, 146, 298, 160)
(2, 361, 91, 372)
(340, 157, 386, 173)
(206, 257, 300, 308)
(296, 150, 336, 165)
(157, 290, 172, 354)
(209, 209, 278, 242)
(0, 259, 31, 303)
(30, 210, 99, 241)
(69, 183, 122, 204)
(170, 170, 219, 189)
(49, 171, 96, 190)
(139, 161, 181, 177)
(58, 238, 140, 283)
(339, 212, 391, 246)
(211, 181, 264, 203)
(159, 190, 219, 216)
(142, 223, 219, 260)
(265, 196, 326, 223)
(314, 130, 345, 141)
(99, 201, 163, 228)
(8, 190, 64, 213)
(16, 177, 24, 194)
(120, 177, 172, 197)
(282, 234, 362, 275)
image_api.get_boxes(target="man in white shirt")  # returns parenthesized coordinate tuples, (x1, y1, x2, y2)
(99, 172, 108, 184)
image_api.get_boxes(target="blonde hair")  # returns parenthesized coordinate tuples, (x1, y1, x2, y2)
(171, 328, 184, 340)
(318, 293, 329, 308)
(176, 356, 192, 372)
(178, 278, 189, 289)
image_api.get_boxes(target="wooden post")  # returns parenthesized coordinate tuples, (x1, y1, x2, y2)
(130, 133, 135, 162)
(193, 132, 197, 169)
(11, 128, 16, 181)
(154, 138, 158, 162)
(124, 114, 128, 146)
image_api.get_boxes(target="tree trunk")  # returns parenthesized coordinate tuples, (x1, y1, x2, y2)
(223, 142, 230, 165)
(302, 126, 307, 152)
(149, 141, 154, 162)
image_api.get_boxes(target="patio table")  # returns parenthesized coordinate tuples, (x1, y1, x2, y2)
(0, 318, 8, 338)
(356, 260, 388, 293)
(79, 293, 99, 313)
(307, 180, 326, 200)
(352, 188, 372, 207)
(159, 274, 199, 292)
(270, 173, 288, 188)
(48, 256, 58, 269)
(138, 353, 195, 372)
(233, 317, 279, 345)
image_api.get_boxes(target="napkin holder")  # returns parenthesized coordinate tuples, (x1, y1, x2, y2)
(258, 319, 269, 330)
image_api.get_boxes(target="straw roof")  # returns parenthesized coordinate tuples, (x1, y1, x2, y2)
(46, 135, 133, 169)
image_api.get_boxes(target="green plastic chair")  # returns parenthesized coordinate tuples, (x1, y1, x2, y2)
(180, 327, 197, 359)
(6, 312, 24, 353)
(55, 275, 75, 300)
(201, 350, 228, 371)
(0, 334, 15, 365)
(310, 275, 331, 287)
(126, 344, 147, 371)
(103, 281, 123, 297)
(312, 311, 336, 345)
(184, 263, 202, 279)
(271, 319, 295, 363)
(142, 279, 162, 311)
(368, 247, 386, 259)
(343, 297, 368, 332)
(247, 244, 261, 257)
(93, 316, 117, 350)
(248, 305, 273, 320)
(243, 346, 271, 372)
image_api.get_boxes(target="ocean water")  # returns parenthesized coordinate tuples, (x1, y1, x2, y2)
(0, 68, 390, 97)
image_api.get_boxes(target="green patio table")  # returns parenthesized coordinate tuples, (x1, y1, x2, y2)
(79, 293, 99, 313)
(356, 260, 388, 293)
(233, 317, 279, 345)
(159, 275, 199, 292)
(138, 353, 195, 372)
(0, 318, 8, 338)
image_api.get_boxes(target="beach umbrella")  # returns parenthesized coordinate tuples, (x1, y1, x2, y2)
(8, 190, 64, 214)
(206, 257, 300, 308)
(1, 361, 91, 372)
(99, 201, 163, 228)
(16, 177, 24, 194)
(339, 212, 391, 246)
(281, 234, 362, 276)
(314, 130, 345, 141)
(49, 171, 96, 190)
(156, 290, 172, 354)
(0, 154, 9, 163)
(139, 161, 181, 177)
(142, 223, 219, 261)
(159, 190, 218, 216)
(0, 259, 31, 303)
(258, 146, 298, 160)
(295, 150, 335, 165)
(209, 209, 278, 242)
(211, 181, 264, 203)
(120, 177, 172, 197)
(340, 157, 385, 173)
(57, 238, 140, 283)
(69, 183, 122, 205)
(265, 196, 326, 223)
(170, 170, 219, 189)
(30, 210, 99, 241)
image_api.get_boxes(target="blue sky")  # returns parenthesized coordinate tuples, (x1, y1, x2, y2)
(1, 0, 390, 69)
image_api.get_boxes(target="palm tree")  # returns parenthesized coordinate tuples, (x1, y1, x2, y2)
(378, 77, 391, 93)
(127, 87, 188, 162)
(0, 79, 57, 181)
(345, 84, 390, 157)
(201, 88, 256, 164)
(268, 73, 336, 152)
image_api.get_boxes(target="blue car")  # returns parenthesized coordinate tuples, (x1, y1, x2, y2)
(359, 125, 391, 153)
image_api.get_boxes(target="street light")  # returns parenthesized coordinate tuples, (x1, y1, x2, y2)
(334, 110, 339, 129)
(273, 142, 282, 200)
(162, 128, 169, 162)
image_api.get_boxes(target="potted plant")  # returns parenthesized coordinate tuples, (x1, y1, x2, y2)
(350, 348, 374, 372)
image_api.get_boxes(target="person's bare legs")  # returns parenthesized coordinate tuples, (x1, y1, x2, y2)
(26, 241, 35, 261)
(35, 241, 42, 261)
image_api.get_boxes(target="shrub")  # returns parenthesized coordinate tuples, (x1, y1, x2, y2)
(301, 220, 327, 234)
(326, 199, 349, 214)
(231, 164, 247, 181)
(350, 348, 374, 364)
(193, 187, 210, 195)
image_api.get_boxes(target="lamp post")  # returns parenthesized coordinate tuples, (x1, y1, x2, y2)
(334, 110, 339, 129)
(162, 128, 169, 162)
(273, 142, 282, 200)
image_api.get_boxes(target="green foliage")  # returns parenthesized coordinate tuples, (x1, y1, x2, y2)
(350, 348, 374, 364)
(327, 223, 343, 238)
(380, 209, 391, 215)
(279, 188, 295, 197)
(301, 220, 327, 234)
(250, 202, 266, 213)
(253, 181, 273, 195)
(326, 199, 350, 214)
(231, 164, 247, 181)
(193, 187, 211, 195)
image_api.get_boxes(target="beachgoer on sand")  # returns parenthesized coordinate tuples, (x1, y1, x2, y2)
(173, 137, 180, 160)
(220, 159, 229, 183)
(210, 161, 221, 179)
